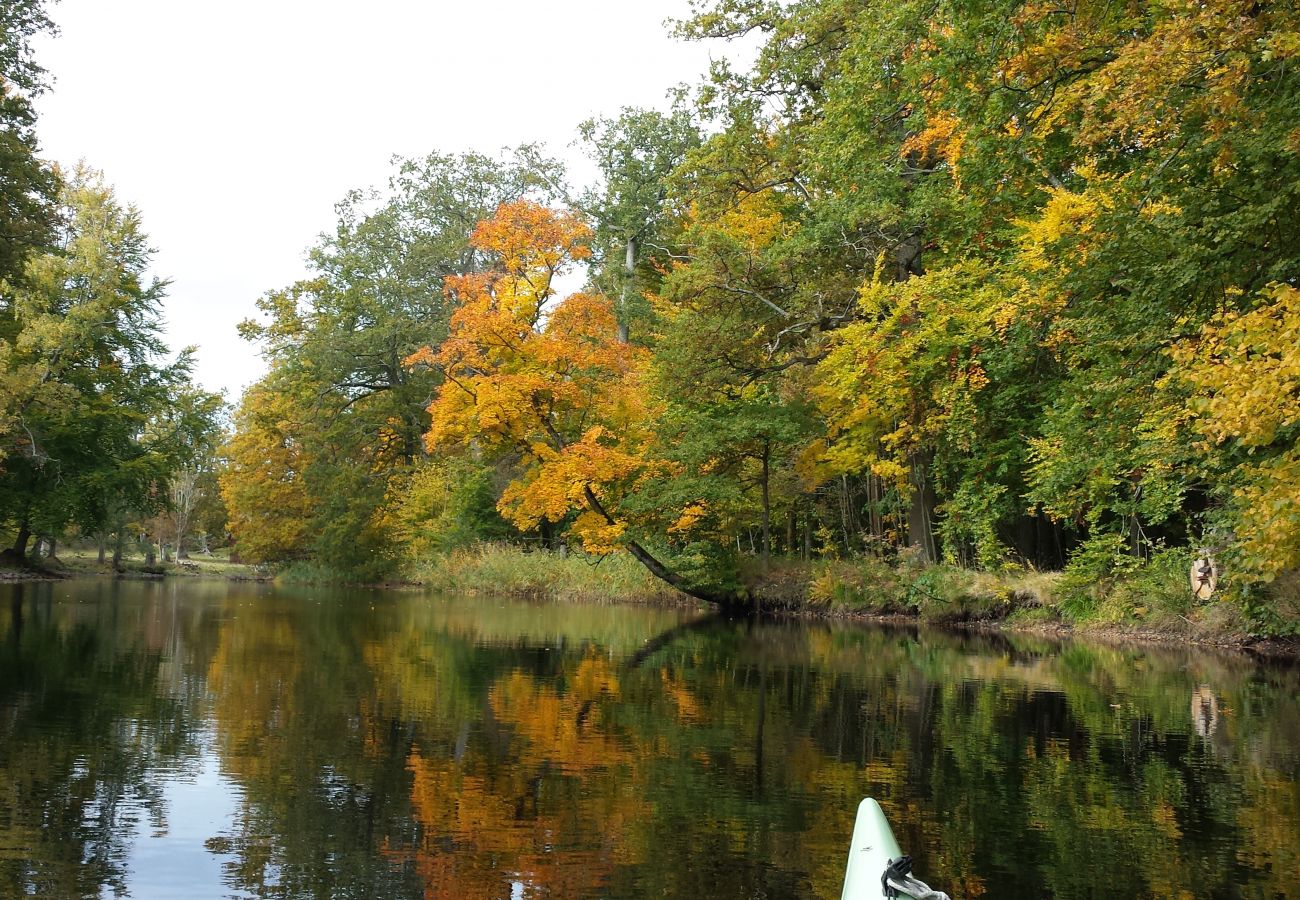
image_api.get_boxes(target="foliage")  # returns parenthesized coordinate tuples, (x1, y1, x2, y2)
(0, 168, 201, 555)
(226, 151, 559, 577)
(203, 0, 1300, 628)
(388, 456, 512, 559)
(411, 201, 654, 554)
(1174, 284, 1300, 585)
(0, 0, 59, 301)
(579, 106, 701, 340)
(219, 376, 314, 563)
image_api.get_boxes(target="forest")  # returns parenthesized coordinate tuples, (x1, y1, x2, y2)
(3, 0, 1299, 632)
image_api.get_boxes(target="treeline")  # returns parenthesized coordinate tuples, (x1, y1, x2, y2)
(222, 0, 1297, 624)
(0, 2, 226, 567)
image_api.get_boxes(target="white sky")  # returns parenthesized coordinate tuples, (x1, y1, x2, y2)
(32, 0, 739, 402)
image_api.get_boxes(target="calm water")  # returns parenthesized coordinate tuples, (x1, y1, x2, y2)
(0, 578, 1297, 899)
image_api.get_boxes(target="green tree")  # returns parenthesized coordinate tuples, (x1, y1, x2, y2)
(0, 0, 59, 305)
(1, 167, 194, 561)
(579, 107, 701, 342)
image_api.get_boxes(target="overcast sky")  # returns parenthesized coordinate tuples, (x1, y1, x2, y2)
(32, 0, 738, 401)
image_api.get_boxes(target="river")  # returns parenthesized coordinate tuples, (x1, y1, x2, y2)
(0, 577, 1297, 898)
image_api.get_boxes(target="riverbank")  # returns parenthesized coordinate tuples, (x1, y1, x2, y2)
(6, 542, 1296, 654)
(0, 548, 266, 583)
(401, 544, 692, 605)
(753, 555, 1299, 654)
(399, 545, 1299, 654)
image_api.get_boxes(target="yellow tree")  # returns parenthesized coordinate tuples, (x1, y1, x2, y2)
(407, 201, 731, 603)
(1173, 283, 1300, 586)
(219, 377, 314, 562)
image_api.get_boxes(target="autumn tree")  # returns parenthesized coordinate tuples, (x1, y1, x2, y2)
(1174, 284, 1300, 593)
(219, 373, 315, 564)
(410, 201, 736, 603)
(229, 149, 562, 577)
(641, 187, 822, 579)
(683, 0, 1300, 593)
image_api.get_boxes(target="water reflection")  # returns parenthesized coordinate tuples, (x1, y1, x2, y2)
(0, 578, 1297, 899)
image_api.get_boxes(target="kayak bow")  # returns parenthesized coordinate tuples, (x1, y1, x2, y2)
(840, 798, 951, 900)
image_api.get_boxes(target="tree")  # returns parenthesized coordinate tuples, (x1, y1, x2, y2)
(219, 374, 314, 564)
(409, 201, 733, 603)
(1173, 284, 1300, 587)
(229, 149, 562, 578)
(1, 167, 192, 561)
(579, 107, 701, 342)
(642, 187, 821, 578)
(0, 0, 59, 308)
(159, 388, 226, 559)
(682, 0, 1300, 584)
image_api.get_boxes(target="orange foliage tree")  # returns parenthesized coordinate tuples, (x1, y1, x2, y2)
(406, 201, 731, 603)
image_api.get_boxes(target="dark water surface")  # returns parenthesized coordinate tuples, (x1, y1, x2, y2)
(1, 578, 1297, 899)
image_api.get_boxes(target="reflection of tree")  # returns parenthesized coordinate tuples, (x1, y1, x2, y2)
(0, 583, 201, 898)
(386, 651, 642, 898)
(14, 581, 1295, 900)
(203, 596, 424, 898)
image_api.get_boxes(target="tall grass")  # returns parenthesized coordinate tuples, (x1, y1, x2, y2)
(411, 544, 690, 604)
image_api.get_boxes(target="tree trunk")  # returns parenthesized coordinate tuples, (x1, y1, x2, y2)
(12, 522, 31, 559)
(907, 452, 939, 562)
(1129, 514, 1145, 559)
(581, 485, 741, 607)
(112, 529, 125, 569)
(44, 536, 55, 559)
(786, 504, 797, 557)
(617, 236, 635, 344)
(840, 475, 853, 555)
(759, 444, 771, 574)
(867, 474, 883, 550)
(803, 497, 813, 560)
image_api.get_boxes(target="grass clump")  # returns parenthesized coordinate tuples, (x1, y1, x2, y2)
(1053, 536, 1203, 628)
(275, 559, 363, 585)
(800, 556, 1043, 621)
(805, 557, 906, 612)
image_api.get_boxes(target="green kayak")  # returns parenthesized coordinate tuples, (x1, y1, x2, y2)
(840, 798, 950, 900)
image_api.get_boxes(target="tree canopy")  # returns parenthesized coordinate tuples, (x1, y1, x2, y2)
(211, 0, 1300, 626)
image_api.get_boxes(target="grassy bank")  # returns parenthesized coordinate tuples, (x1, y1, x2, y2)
(0, 546, 264, 582)
(381, 544, 1296, 645)
(17, 535, 1287, 647)
(747, 551, 1300, 644)
(273, 544, 693, 605)
(404, 544, 692, 605)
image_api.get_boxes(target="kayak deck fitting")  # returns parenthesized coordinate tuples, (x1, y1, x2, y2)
(840, 798, 951, 900)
